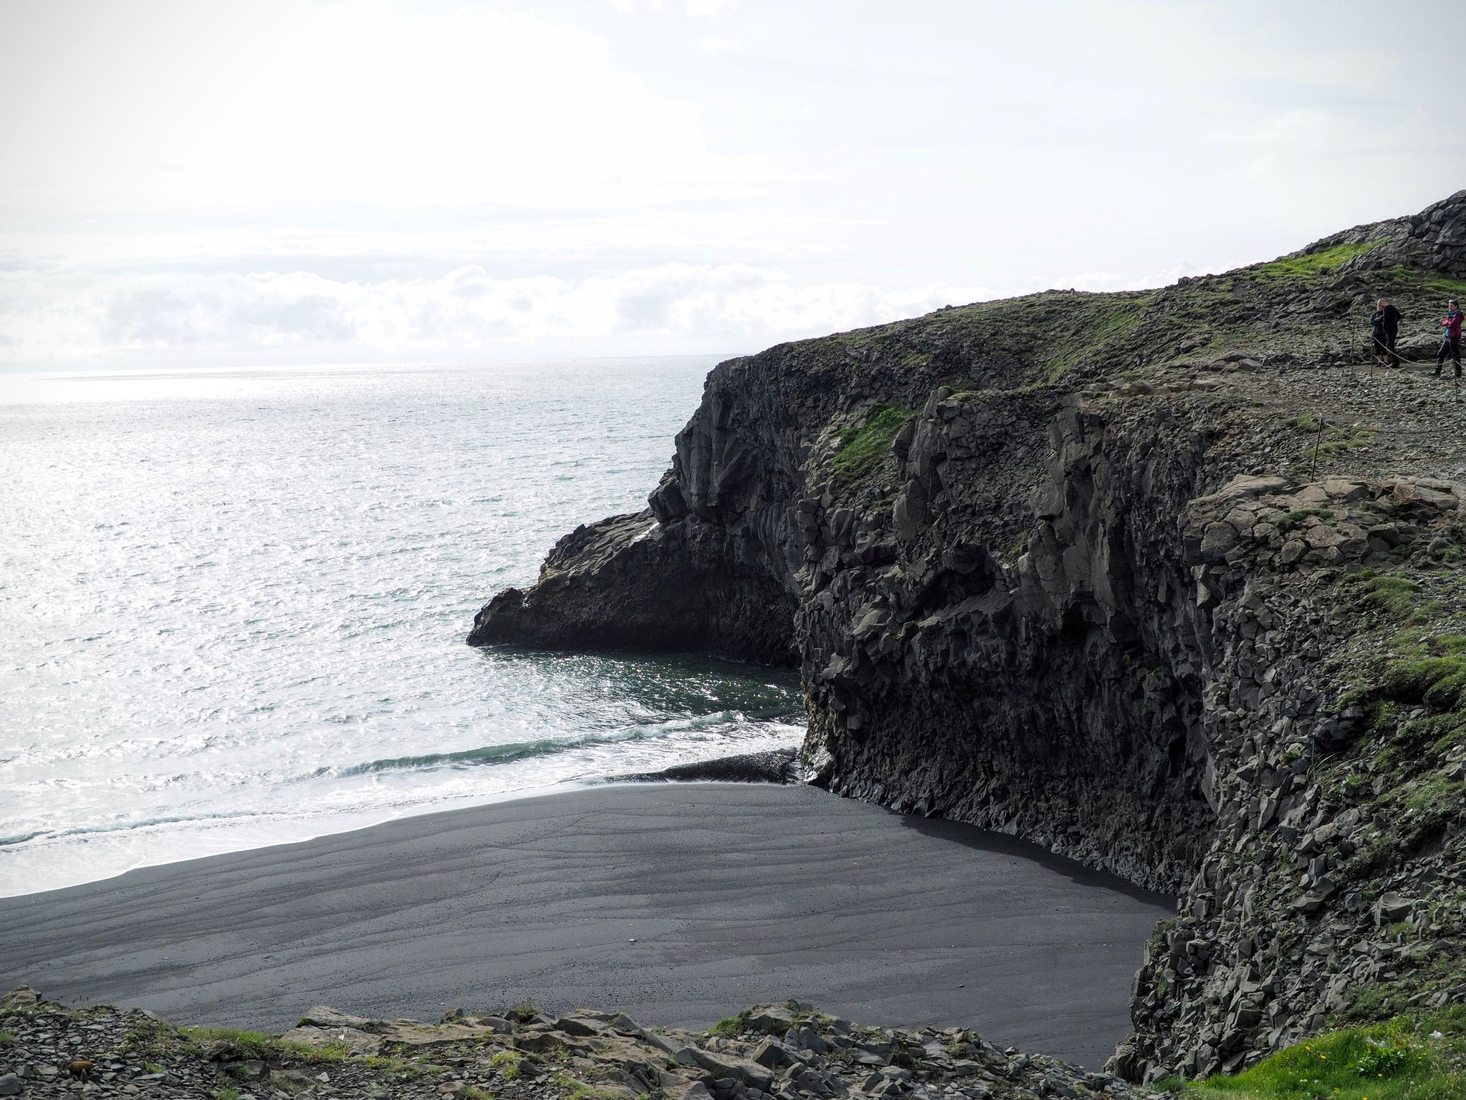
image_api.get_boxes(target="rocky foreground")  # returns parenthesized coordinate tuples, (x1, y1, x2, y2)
(0, 989, 1151, 1100)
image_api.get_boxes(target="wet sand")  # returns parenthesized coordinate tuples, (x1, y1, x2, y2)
(0, 783, 1171, 1067)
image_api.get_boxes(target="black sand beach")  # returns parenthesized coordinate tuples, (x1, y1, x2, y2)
(0, 783, 1171, 1068)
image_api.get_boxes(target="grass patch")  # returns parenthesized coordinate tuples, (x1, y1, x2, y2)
(706, 1008, 796, 1038)
(0, 1029, 11, 1047)
(182, 1026, 279, 1060)
(363, 1052, 433, 1079)
(490, 1050, 524, 1080)
(1318, 428, 1378, 456)
(1342, 624, 1466, 751)
(1044, 301, 1142, 380)
(114, 1024, 179, 1059)
(1177, 1009, 1466, 1099)
(180, 1025, 351, 1064)
(1258, 239, 1384, 280)
(1377, 651, 1466, 708)
(1287, 413, 1323, 433)
(507, 1001, 539, 1023)
(832, 404, 914, 476)
(1426, 276, 1466, 301)
(1275, 507, 1333, 532)
(833, 288, 1154, 386)
(1339, 944, 1466, 1027)
(1401, 774, 1466, 814)
(708, 1014, 744, 1038)
(1363, 575, 1421, 619)
(552, 1071, 630, 1100)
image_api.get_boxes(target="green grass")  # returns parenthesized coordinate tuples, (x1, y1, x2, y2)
(111, 1016, 182, 1059)
(1341, 620, 1466, 765)
(490, 1050, 524, 1080)
(1363, 575, 1422, 619)
(1339, 942, 1466, 1027)
(180, 1025, 350, 1064)
(830, 287, 1162, 386)
(1275, 507, 1334, 532)
(708, 1014, 743, 1037)
(1044, 301, 1142, 380)
(1401, 775, 1466, 813)
(0, 1029, 11, 1047)
(1287, 413, 1324, 433)
(832, 404, 914, 476)
(1175, 1010, 1466, 1099)
(362, 1052, 433, 1079)
(552, 1070, 631, 1100)
(507, 1001, 539, 1023)
(182, 1026, 278, 1059)
(707, 1007, 798, 1038)
(1258, 240, 1384, 279)
(1318, 428, 1378, 456)
(1365, 268, 1466, 305)
(1426, 276, 1466, 301)
(1377, 649, 1466, 708)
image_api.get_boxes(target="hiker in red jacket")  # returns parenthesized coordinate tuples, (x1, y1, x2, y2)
(1436, 298, 1463, 378)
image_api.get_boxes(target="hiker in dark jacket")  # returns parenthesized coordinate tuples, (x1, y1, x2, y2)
(1436, 298, 1463, 378)
(1370, 298, 1402, 367)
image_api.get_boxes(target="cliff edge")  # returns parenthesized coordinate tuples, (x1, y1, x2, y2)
(468, 193, 1466, 1080)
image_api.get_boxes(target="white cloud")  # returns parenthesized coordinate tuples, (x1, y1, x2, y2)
(0, 264, 993, 367)
(683, 0, 742, 16)
(608, 0, 741, 16)
(0, 0, 732, 219)
(1, 0, 1459, 372)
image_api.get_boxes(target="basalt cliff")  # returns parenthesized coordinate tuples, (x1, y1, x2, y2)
(469, 194, 1466, 1082)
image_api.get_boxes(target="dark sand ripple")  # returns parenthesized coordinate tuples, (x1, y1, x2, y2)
(0, 783, 1172, 1067)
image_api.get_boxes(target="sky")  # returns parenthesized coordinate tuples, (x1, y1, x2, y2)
(0, 0, 1462, 369)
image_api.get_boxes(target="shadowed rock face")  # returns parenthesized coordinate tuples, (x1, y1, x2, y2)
(467, 508, 798, 663)
(467, 192, 1466, 1079)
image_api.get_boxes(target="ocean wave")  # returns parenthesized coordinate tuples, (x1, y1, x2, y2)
(325, 710, 788, 778)
(0, 806, 268, 849)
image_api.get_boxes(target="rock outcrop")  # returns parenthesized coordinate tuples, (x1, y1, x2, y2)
(0, 991, 1155, 1100)
(467, 193, 1466, 1079)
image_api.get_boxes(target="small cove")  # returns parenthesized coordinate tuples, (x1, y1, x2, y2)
(0, 782, 1173, 1068)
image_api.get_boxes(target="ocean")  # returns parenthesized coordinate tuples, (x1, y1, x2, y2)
(0, 357, 804, 898)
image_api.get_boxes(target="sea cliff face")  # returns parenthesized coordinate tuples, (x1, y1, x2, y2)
(469, 193, 1466, 1080)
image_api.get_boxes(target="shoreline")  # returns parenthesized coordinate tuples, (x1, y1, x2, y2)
(0, 782, 1170, 1069)
(0, 746, 804, 902)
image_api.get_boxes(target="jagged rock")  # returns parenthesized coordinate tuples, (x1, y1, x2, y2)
(751, 1037, 799, 1070)
(0, 987, 39, 1011)
(1376, 891, 1415, 923)
(675, 1046, 777, 1092)
(745, 1005, 797, 1033)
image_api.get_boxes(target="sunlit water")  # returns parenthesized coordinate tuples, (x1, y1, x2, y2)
(0, 358, 803, 897)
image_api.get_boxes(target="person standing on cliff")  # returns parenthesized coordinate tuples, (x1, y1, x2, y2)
(1435, 298, 1463, 378)
(1370, 298, 1402, 368)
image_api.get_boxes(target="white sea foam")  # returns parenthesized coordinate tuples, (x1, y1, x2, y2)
(0, 358, 802, 896)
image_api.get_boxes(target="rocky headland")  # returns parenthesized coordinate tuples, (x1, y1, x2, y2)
(469, 193, 1466, 1083)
